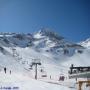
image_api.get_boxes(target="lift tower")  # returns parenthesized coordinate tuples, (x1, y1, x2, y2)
(31, 59, 41, 80)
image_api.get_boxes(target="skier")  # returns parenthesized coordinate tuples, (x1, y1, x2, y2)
(61, 76, 65, 81)
(59, 76, 65, 81)
(4, 67, 6, 74)
(50, 75, 51, 79)
(10, 70, 11, 75)
(59, 76, 61, 81)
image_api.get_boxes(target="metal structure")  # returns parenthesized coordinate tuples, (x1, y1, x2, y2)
(31, 59, 41, 80)
(68, 64, 90, 90)
(40, 66, 47, 77)
(68, 64, 90, 79)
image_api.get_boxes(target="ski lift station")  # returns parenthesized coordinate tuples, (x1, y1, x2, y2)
(68, 64, 90, 90)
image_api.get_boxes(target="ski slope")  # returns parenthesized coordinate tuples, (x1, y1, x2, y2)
(0, 46, 90, 90)
(0, 31, 89, 90)
(0, 71, 72, 90)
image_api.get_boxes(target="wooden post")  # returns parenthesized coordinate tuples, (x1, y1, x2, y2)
(78, 81, 83, 90)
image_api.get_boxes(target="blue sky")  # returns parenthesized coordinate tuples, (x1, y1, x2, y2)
(0, 0, 90, 42)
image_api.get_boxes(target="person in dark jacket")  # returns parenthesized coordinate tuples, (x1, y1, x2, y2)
(4, 67, 6, 74)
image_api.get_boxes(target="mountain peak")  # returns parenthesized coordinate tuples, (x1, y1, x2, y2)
(36, 28, 64, 41)
(79, 38, 90, 49)
(85, 38, 90, 42)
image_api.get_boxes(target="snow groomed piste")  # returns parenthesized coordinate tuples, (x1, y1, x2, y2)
(0, 31, 90, 90)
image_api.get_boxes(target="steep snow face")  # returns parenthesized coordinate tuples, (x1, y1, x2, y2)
(0, 49, 26, 74)
(62, 49, 90, 67)
(35, 28, 64, 40)
(0, 30, 84, 57)
(0, 33, 33, 47)
(0, 30, 87, 76)
(79, 38, 90, 49)
(33, 29, 84, 56)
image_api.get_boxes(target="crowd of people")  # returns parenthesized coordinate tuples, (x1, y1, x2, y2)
(49, 75, 65, 81)
(58, 76, 65, 81)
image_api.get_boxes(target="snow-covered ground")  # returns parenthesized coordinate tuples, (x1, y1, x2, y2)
(0, 46, 89, 90)
(0, 70, 90, 90)
(0, 71, 73, 90)
(0, 31, 90, 90)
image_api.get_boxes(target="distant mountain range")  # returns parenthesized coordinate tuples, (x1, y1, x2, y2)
(0, 28, 86, 56)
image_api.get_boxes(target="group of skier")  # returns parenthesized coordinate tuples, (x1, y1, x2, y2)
(3, 67, 65, 81)
(49, 75, 65, 81)
(4, 67, 11, 74)
(58, 75, 65, 81)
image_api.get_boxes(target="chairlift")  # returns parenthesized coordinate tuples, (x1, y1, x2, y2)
(42, 74, 47, 77)
(29, 67, 33, 70)
(32, 61, 41, 66)
(32, 58, 41, 64)
(40, 66, 44, 72)
(29, 64, 33, 70)
(41, 69, 47, 77)
(41, 72, 47, 77)
(24, 68, 31, 71)
(40, 68, 44, 72)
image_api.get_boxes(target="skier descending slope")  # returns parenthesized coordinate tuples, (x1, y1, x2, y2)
(4, 67, 6, 74)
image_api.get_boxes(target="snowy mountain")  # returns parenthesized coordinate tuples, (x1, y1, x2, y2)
(33, 29, 84, 56)
(0, 29, 88, 77)
(0, 29, 90, 90)
(79, 38, 90, 49)
(0, 29, 86, 75)
(0, 33, 33, 47)
(0, 29, 84, 56)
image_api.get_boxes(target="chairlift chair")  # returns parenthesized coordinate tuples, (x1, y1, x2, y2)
(41, 71, 47, 77)
(40, 66, 44, 72)
(41, 73, 47, 77)
(29, 64, 33, 70)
